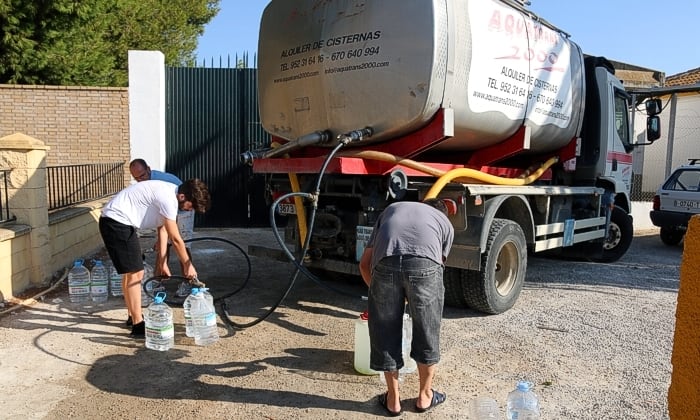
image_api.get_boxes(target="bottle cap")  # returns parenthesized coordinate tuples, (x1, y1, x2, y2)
(360, 310, 369, 320)
(516, 381, 532, 391)
(154, 291, 167, 303)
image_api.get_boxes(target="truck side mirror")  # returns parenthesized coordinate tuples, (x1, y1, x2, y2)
(645, 98, 662, 116)
(647, 116, 661, 142)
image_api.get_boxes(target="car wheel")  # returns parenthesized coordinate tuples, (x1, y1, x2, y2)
(660, 226, 684, 246)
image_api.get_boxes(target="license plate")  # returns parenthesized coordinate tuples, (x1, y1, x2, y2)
(278, 203, 296, 215)
(674, 200, 700, 209)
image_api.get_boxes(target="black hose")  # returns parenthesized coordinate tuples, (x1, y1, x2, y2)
(142, 236, 251, 306)
(144, 137, 369, 331)
(220, 140, 368, 329)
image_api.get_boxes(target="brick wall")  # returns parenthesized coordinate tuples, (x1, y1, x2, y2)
(0, 84, 131, 184)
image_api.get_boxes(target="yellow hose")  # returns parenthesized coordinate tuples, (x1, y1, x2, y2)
(336, 150, 446, 177)
(269, 143, 558, 222)
(424, 156, 559, 199)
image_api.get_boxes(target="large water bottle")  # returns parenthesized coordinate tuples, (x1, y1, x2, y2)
(400, 312, 417, 374)
(183, 287, 200, 338)
(109, 264, 122, 297)
(354, 310, 379, 375)
(90, 260, 109, 303)
(141, 259, 155, 307)
(506, 381, 540, 420)
(68, 259, 91, 303)
(191, 289, 219, 346)
(378, 311, 416, 384)
(144, 292, 174, 351)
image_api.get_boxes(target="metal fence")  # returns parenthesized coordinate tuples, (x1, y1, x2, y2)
(47, 162, 125, 211)
(0, 169, 14, 224)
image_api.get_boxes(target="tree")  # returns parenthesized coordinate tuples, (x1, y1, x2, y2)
(0, 0, 220, 86)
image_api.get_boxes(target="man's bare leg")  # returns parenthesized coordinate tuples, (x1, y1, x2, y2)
(123, 270, 144, 323)
(416, 362, 437, 410)
(382, 370, 401, 413)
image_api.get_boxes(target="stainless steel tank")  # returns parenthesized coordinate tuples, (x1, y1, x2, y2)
(257, 0, 586, 154)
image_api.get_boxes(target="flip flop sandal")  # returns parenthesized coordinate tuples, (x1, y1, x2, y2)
(378, 392, 402, 417)
(415, 389, 447, 413)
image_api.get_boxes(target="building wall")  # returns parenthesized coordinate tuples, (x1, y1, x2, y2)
(0, 84, 131, 184)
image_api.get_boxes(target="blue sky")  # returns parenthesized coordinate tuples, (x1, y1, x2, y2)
(195, 1, 699, 76)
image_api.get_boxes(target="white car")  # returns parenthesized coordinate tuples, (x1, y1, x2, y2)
(650, 159, 700, 245)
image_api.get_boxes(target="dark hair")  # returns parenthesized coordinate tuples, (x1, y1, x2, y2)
(129, 158, 148, 168)
(422, 198, 449, 216)
(178, 178, 211, 213)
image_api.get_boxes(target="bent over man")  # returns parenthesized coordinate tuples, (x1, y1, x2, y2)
(99, 178, 211, 337)
(359, 199, 454, 416)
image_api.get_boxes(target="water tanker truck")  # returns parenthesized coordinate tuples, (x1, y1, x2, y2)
(242, 0, 662, 314)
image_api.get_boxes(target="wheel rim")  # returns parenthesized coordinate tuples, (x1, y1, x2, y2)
(495, 241, 519, 296)
(604, 223, 621, 250)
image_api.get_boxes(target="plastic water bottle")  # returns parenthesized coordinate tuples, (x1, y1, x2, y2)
(109, 264, 122, 297)
(470, 397, 500, 419)
(506, 381, 540, 420)
(400, 312, 417, 374)
(354, 311, 379, 375)
(141, 259, 155, 307)
(378, 311, 417, 384)
(90, 260, 109, 303)
(191, 289, 219, 346)
(144, 292, 174, 351)
(183, 287, 200, 338)
(68, 259, 91, 303)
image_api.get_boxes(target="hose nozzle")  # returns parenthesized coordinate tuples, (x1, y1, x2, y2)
(337, 127, 373, 145)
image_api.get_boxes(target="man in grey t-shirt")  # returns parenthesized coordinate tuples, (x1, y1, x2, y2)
(359, 199, 454, 416)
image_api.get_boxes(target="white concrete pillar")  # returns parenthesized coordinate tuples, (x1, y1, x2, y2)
(128, 50, 166, 173)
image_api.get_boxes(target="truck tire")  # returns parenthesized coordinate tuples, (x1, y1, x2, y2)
(461, 219, 527, 314)
(443, 267, 467, 307)
(597, 205, 633, 262)
(660, 226, 684, 246)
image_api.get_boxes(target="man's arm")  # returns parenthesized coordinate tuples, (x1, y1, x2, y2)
(359, 247, 373, 287)
(161, 218, 197, 279)
(155, 225, 171, 277)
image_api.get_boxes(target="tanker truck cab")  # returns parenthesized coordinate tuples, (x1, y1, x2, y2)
(245, 0, 664, 315)
(571, 57, 636, 262)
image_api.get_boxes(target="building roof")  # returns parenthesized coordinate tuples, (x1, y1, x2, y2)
(666, 68, 700, 86)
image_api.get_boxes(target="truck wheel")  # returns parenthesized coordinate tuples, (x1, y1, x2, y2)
(443, 267, 467, 307)
(461, 219, 527, 314)
(660, 226, 684, 246)
(597, 205, 633, 262)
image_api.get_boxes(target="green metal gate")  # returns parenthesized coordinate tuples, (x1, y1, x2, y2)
(165, 66, 270, 227)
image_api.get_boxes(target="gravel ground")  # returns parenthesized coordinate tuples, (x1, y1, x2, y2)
(0, 227, 680, 419)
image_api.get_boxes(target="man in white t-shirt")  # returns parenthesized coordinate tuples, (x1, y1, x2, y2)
(99, 178, 211, 338)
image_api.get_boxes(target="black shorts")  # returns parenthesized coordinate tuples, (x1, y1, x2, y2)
(99, 217, 144, 274)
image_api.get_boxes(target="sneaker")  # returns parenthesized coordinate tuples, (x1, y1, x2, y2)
(176, 281, 192, 297)
(125, 315, 133, 327)
(130, 321, 145, 338)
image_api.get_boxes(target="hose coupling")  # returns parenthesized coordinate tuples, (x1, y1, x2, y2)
(337, 127, 373, 145)
(240, 149, 270, 166)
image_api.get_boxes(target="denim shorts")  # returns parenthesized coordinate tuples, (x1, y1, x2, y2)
(368, 255, 444, 371)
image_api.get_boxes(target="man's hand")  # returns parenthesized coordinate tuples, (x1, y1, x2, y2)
(182, 261, 197, 280)
(156, 262, 172, 278)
